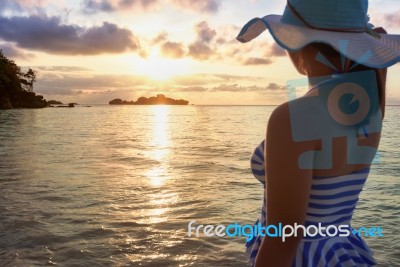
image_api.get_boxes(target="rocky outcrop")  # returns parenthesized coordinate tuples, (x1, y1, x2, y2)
(56, 103, 75, 108)
(0, 91, 48, 109)
(0, 95, 13, 109)
(10, 91, 47, 108)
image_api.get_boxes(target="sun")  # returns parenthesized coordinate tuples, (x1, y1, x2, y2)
(139, 49, 190, 81)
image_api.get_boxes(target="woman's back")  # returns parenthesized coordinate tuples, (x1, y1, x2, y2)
(288, 69, 383, 177)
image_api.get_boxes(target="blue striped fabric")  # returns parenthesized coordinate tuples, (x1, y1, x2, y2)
(246, 141, 377, 267)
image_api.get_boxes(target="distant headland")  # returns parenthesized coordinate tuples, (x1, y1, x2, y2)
(109, 94, 189, 105)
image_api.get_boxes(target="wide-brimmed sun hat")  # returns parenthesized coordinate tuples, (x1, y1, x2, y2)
(237, 0, 400, 69)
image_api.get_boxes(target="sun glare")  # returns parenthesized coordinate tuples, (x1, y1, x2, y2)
(140, 49, 190, 81)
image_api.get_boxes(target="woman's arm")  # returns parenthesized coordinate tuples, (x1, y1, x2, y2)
(255, 103, 314, 267)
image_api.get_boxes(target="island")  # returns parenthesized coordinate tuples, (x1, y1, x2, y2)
(109, 94, 189, 105)
(48, 100, 63, 105)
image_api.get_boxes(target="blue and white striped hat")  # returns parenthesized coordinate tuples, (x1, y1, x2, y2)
(237, 0, 400, 69)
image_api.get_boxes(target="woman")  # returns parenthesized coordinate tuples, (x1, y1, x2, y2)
(237, 0, 400, 266)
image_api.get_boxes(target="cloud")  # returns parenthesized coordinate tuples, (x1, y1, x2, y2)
(237, 43, 287, 65)
(152, 32, 168, 45)
(33, 70, 151, 102)
(160, 41, 186, 59)
(0, 15, 140, 55)
(266, 82, 286, 91)
(269, 43, 286, 57)
(36, 73, 148, 91)
(152, 21, 219, 61)
(380, 11, 400, 29)
(151, 22, 260, 63)
(0, 0, 22, 12)
(0, 0, 48, 13)
(174, 86, 209, 92)
(82, 0, 160, 13)
(31, 67, 289, 104)
(169, 73, 266, 87)
(211, 84, 248, 92)
(188, 41, 215, 60)
(35, 66, 92, 72)
(243, 57, 273, 65)
(171, 0, 221, 13)
(82, 0, 115, 13)
(186, 21, 217, 60)
(81, 0, 221, 14)
(195, 21, 217, 43)
(210, 83, 287, 93)
(0, 43, 35, 60)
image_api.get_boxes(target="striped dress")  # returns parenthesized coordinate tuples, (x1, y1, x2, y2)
(246, 140, 377, 267)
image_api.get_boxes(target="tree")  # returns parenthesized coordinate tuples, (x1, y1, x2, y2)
(0, 50, 23, 94)
(0, 50, 45, 109)
(0, 50, 37, 93)
(20, 68, 37, 92)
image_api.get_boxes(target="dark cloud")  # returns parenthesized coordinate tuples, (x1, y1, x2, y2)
(160, 41, 185, 59)
(82, 0, 115, 13)
(243, 57, 273, 65)
(0, 15, 140, 55)
(0, 43, 35, 60)
(119, 0, 159, 8)
(0, 0, 22, 12)
(82, 0, 160, 13)
(81, 0, 221, 14)
(0, 0, 47, 13)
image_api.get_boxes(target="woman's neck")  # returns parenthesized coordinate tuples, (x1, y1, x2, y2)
(308, 75, 333, 89)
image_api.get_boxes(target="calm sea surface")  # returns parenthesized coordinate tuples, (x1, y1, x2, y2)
(0, 105, 399, 267)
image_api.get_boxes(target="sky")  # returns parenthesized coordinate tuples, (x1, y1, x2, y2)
(0, 0, 399, 105)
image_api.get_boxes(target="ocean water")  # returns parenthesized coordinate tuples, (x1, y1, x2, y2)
(0, 105, 399, 267)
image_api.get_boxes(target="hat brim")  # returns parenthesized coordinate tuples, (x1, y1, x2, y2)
(237, 15, 400, 69)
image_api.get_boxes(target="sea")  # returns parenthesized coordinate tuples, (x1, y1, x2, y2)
(0, 105, 399, 267)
